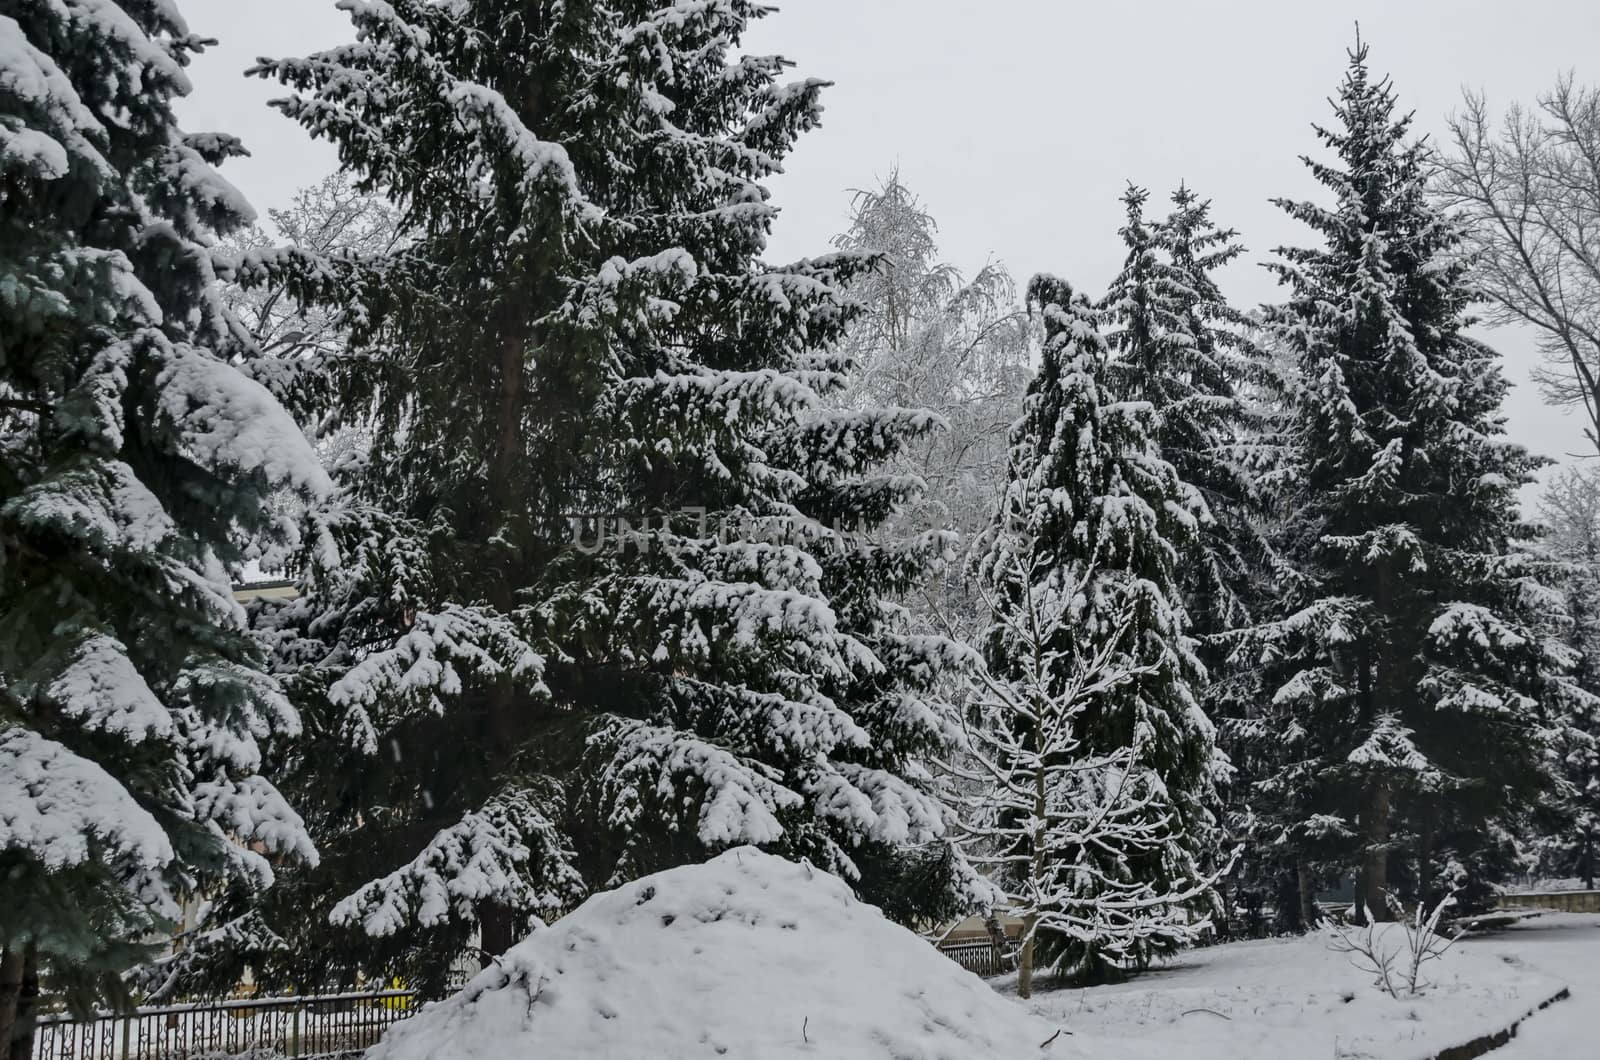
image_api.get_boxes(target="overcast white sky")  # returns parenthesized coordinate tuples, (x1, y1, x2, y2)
(178, 0, 1600, 486)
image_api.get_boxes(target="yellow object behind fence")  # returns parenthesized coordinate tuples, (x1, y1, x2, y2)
(378, 977, 414, 1011)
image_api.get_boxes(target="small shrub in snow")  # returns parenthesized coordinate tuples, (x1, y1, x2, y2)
(1327, 892, 1459, 997)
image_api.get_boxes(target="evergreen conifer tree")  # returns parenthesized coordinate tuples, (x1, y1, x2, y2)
(1247, 38, 1579, 919)
(170, 0, 979, 995)
(1099, 184, 1282, 936)
(965, 276, 1222, 985)
(1532, 470, 1600, 889)
(1101, 184, 1260, 638)
(0, 0, 325, 1040)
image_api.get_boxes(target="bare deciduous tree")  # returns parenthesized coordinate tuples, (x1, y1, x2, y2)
(954, 534, 1190, 999)
(222, 173, 405, 363)
(831, 171, 1033, 633)
(1438, 77, 1600, 452)
(218, 175, 406, 567)
(953, 462, 1223, 999)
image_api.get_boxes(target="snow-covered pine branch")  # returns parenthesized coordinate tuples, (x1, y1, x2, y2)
(1, 2, 323, 1028)
(330, 786, 582, 941)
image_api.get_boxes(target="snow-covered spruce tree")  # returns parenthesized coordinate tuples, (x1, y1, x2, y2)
(963, 277, 1223, 987)
(1532, 469, 1600, 889)
(1099, 185, 1277, 938)
(1248, 39, 1576, 919)
(1100, 184, 1261, 639)
(829, 171, 1031, 635)
(0, 0, 324, 1038)
(172, 0, 979, 995)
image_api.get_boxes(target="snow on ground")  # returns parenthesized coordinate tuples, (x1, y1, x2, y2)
(364, 847, 1153, 1060)
(1011, 919, 1571, 1060)
(1456, 913, 1599, 1059)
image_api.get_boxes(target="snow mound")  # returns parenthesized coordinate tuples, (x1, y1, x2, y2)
(368, 847, 1092, 1060)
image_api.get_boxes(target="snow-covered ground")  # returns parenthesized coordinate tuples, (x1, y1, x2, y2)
(1011, 918, 1575, 1060)
(355, 849, 1592, 1060)
(1456, 913, 1599, 1059)
(57, 898, 1586, 1060)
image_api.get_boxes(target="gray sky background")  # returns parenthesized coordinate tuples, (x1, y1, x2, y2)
(178, 0, 1600, 491)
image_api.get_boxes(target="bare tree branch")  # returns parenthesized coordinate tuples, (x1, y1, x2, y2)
(1438, 79, 1600, 454)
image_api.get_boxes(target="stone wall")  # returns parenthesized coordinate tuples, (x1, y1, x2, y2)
(1497, 890, 1600, 913)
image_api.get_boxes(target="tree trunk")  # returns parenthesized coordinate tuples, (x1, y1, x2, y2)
(1017, 708, 1048, 1001)
(1016, 916, 1036, 1000)
(6, 947, 36, 1060)
(477, 330, 530, 964)
(1417, 811, 1437, 908)
(1362, 781, 1392, 921)
(1296, 860, 1319, 930)
(0, 948, 23, 1057)
(492, 331, 526, 514)
(476, 903, 514, 968)
(1216, 882, 1234, 941)
(983, 914, 1005, 974)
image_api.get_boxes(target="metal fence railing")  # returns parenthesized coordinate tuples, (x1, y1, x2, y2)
(936, 938, 1008, 978)
(31, 987, 425, 1060)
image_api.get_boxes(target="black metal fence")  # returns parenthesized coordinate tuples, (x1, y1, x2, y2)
(936, 938, 1008, 977)
(29, 935, 1011, 1059)
(31, 987, 423, 1060)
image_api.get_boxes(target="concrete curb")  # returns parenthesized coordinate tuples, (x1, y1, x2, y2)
(1426, 986, 1571, 1060)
